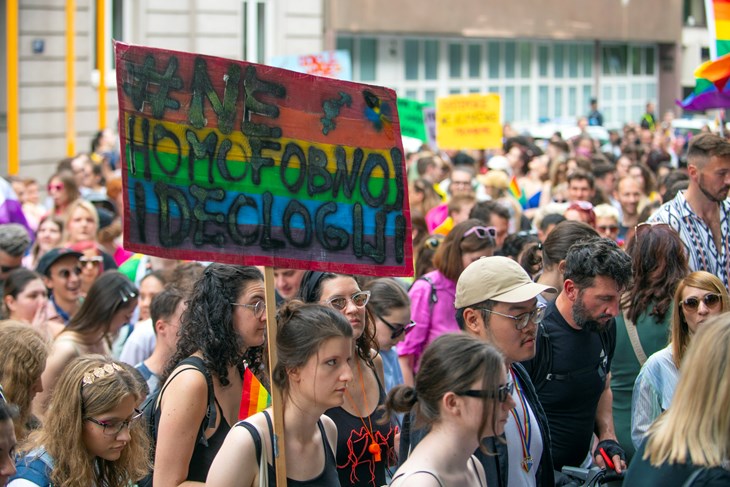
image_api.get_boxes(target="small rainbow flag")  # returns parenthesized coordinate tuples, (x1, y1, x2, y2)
(508, 175, 528, 209)
(239, 367, 271, 420)
(679, 1, 730, 110)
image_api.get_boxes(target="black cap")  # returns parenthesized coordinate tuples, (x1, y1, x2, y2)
(36, 248, 83, 276)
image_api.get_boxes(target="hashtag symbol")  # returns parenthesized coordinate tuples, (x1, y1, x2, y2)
(123, 54, 183, 118)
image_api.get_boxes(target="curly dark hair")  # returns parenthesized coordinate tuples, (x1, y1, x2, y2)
(297, 271, 379, 365)
(162, 264, 263, 387)
(621, 224, 689, 324)
(563, 237, 632, 291)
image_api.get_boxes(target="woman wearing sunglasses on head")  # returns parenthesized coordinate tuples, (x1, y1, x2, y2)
(631, 271, 730, 449)
(385, 333, 514, 487)
(9, 356, 150, 486)
(363, 278, 413, 394)
(399, 219, 495, 387)
(298, 272, 397, 487)
(32, 271, 138, 423)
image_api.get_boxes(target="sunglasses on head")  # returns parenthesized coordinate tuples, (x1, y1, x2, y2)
(456, 381, 514, 402)
(376, 313, 416, 339)
(423, 236, 442, 251)
(681, 293, 721, 311)
(326, 291, 371, 311)
(462, 226, 497, 240)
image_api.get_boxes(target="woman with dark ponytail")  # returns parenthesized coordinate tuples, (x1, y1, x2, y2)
(207, 301, 353, 486)
(386, 334, 514, 487)
(151, 264, 267, 486)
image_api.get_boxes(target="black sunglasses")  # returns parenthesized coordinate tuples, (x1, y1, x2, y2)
(456, 381, 514, 403)
(0, 264, 21, 274)
(681, 293, 721, 311)
(57, 266, 83, 279)
(376, 314, 416, 339)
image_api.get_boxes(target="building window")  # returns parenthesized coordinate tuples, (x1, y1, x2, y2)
(684, 0, 707, 26)
(243, 0, 266, 63)
(449, 43, 463, 78)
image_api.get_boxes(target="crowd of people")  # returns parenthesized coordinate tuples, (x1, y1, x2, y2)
(1, 116, 730, 487)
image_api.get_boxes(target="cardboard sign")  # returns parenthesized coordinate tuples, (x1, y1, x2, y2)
(436, 93, 502, 149)
(396, 98, 429, 142)
(268, 50, 352, 80)
(115, 42, 412, 277)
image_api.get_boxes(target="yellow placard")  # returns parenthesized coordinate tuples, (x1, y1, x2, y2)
(436, 93, 502, 150)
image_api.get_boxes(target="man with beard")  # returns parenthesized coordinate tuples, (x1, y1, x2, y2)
(522, 238, 632, 474)
(650, 133, 730, 288)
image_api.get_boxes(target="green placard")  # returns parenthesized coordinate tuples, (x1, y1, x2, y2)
(397, 98, 428, 142)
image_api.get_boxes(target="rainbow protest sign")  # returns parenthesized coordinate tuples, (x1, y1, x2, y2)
(115, 42, 412, 277)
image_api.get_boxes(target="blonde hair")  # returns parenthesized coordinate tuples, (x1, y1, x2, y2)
(671, 271, 730, 368)
(0, 321, 49, 439)
(643, 312, 730, 467)
(593, 203, 619, 221)
(63, 199, 99, 244)
(19, 356, 150, 486)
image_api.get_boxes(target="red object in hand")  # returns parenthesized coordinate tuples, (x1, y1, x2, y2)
(599, 447, 616, 471)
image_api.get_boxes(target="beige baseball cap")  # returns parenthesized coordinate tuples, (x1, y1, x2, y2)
(455, 256, 556, 308)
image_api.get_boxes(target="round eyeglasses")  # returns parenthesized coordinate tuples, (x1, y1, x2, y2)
(231, 300, 267, 318)
(478, 304, 547, 330)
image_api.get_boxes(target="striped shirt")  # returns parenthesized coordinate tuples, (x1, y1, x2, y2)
(649, 191, 730, 288)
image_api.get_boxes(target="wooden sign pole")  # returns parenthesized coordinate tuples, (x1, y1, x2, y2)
(263, 266, 287, 485)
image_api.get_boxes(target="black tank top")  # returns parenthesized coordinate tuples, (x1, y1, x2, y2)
(324, 368, 398, 487)
(186, 397, 231, 482)
(236, 411, 340, 486)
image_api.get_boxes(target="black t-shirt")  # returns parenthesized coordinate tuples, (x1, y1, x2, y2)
(624, 443, 730, 487)
(522, 301, 616, 470)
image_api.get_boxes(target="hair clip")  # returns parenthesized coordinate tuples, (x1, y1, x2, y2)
(82, 363, 123, 386)
(119, 288, 138, 303)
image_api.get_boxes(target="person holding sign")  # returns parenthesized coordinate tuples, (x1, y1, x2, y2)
(207, 301, 353, 486)
(150, 265, 267, 486)
(384, 333, 513, 486)
(298, 272, 397, 487)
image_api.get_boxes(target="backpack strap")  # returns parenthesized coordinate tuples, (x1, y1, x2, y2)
(409, 276, 438, 308)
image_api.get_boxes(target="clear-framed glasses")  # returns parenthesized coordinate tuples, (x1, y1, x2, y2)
(462, 226, 497, 240)
(325, 291, 371, 311)
(85, 408, 143, 436)
(478, 303, 547, 330)
(456, 381, 515, 402)
(231, 300, 267, 318)
(376, 313, 416, 339)
(681, 293, 721, 311)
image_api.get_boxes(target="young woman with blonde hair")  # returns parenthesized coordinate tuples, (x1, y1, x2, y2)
(10, 356, 150, 486)
(631, 271, 730, 448)
(0, 322, 49, 441)
(624, 313, 730, 485)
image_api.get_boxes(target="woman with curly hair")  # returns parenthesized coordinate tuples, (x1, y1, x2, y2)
(0, 323, 49, 441)
(151, 264, 266, 486)
(207, 301, 353, 486)
(298, 271, 396, 487)
(611, 223, 689, 462)
(32, 271, 138, 421)
(10, 356, 150, 486)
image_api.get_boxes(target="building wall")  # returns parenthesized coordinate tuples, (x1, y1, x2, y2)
(6, 0, 324, 177)
(328, 0, 683, 43)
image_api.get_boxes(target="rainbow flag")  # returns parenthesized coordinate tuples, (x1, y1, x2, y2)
(239, 367, 271, 420)
(508, 175, 528, 209)
(679, 1, 730, 110)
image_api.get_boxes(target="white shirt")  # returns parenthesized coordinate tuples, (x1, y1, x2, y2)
(504, 372, 543, 487)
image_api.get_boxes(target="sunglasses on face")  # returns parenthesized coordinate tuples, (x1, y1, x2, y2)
(80, 256, 103, 268)
(597, 225, 619, 232)
(231, 300, 267, 318)
(0, 264, 21, 274)
(478, 304, 547, 330)
(47, 183, 64, 192)
(325, 291, 371, 311)
(681, 293, 721, 311)
(456, 381, 515, 402)
(376, 314, 416, 339)
(85, 408, 144, 436)
(462, 226, 497, 240)
(57, 266, 82, 279)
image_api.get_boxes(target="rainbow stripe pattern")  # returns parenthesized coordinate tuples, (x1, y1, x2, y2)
(508, 175, 528, 209)
(679, 1, 730, 110)
(239, 368, 271, 420)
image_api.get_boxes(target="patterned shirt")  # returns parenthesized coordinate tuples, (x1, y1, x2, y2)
(649, 191, 730, 288)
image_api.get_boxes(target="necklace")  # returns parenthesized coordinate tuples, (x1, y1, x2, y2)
(509, 368, 533, 473)
(344, 358, 382, 462)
